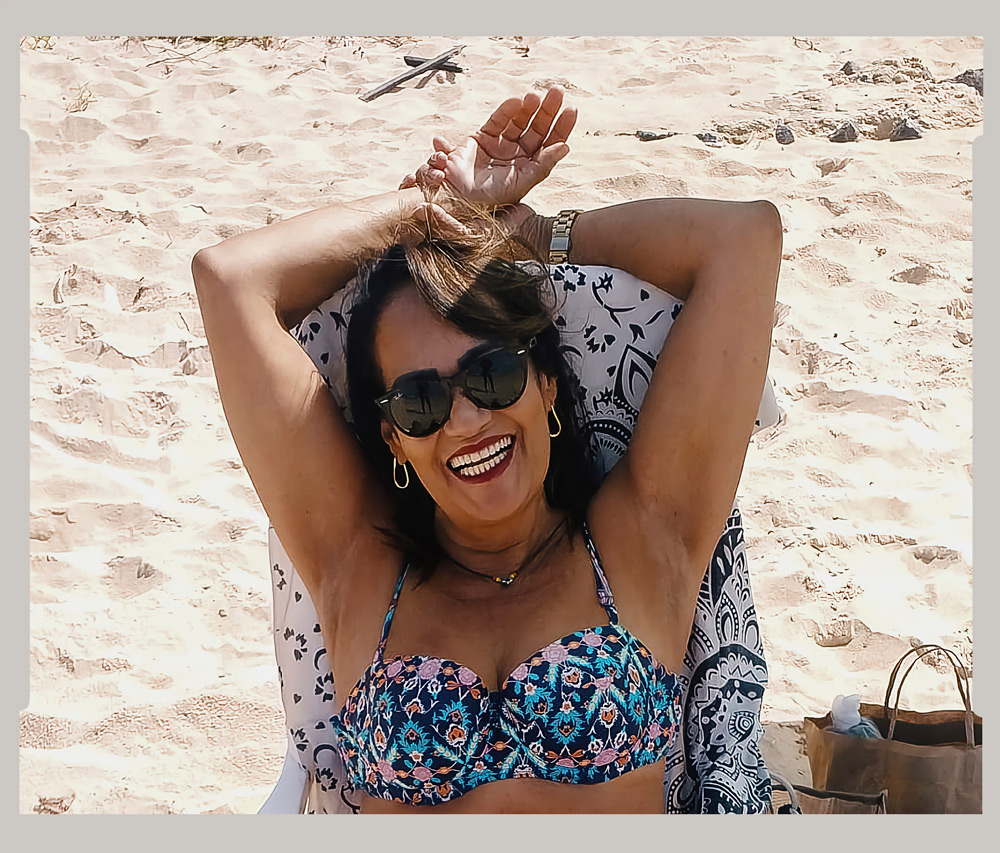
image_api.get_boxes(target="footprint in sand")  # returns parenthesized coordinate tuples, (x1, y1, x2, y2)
(55, 115, 108, 143)
(593, 172, 690, 198)
(843, 189, 907, 216)
(815, 157, 851, 177)
(220, 141, 273, 164)
(794, 381, 911, 419)
(890, 262, 949, 284)
(811, 616, 856, 648)
(706, 160, 766, 179)
(110, 109, 162, 137)
(906, 544, 968, 579)
(813, 196, 848, 216)
(946, 296, 973, 319)
(862, 286, 910, 315)
(33, 794, 76, 815)
(106, 555, 163, 599)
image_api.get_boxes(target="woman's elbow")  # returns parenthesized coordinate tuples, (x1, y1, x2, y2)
(743, 200, 783, 292)
(745, 199, 782, 245)
(191, 245, 230, 294)
(754, 200, 783, 254)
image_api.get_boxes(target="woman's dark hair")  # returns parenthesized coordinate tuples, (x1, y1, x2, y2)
(345, 210, 601, 585)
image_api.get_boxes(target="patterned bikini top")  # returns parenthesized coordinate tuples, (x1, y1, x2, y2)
(329, 521, 683, 807)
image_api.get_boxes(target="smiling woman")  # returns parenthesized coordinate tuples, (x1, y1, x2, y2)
(344, 238, 601, 587)
(191, 87, 781, 813)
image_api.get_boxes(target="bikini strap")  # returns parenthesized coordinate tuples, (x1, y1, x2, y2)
(374, 561, 409, 664)
(581, 519, 619, 625)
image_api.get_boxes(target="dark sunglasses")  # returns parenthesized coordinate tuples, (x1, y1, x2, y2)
(376, 339, 536, 438)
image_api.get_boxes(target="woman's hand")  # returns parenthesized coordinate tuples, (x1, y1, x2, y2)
(400, 88, 577, 206)
(395, 198, 475, 247)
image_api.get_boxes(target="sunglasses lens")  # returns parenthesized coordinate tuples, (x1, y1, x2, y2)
(465, 349, 527, 409)
(390, 379, 451, 437)
(384, 347, 530, 437)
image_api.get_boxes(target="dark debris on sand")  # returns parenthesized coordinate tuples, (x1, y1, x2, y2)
(829, 120, 860, 143)
(950, 68, 983, 95)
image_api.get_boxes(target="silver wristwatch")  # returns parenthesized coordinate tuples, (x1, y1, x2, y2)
(549, 209, 582, 264)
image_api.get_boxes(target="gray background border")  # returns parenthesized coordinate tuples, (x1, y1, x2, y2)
(4, 0, 990, 843)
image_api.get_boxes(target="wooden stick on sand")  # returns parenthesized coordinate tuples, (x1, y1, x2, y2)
(360, 46, 465, 102)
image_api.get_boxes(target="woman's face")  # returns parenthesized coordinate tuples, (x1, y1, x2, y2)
(374, 284, 557, 528)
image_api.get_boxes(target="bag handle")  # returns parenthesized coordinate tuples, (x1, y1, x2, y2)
(768, 771, 800, 814)
(882, 644, 974, 746)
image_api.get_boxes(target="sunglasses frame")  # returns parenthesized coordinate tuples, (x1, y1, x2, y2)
(376, 338, 536, 438)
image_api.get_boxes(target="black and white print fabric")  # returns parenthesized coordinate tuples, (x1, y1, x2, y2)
(262, 264, 780, 814)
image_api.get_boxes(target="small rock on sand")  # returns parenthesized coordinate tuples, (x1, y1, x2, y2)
(889, 117, 922, 141)
(635, 130, 676, 142)
(695, 132, 724, 148)
(829, 120, 860, 143)
(775, 124, 795, 145)
(840, 61, 860, 75)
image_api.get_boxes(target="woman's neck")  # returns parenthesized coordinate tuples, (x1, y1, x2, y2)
(433, 495, 566, 582)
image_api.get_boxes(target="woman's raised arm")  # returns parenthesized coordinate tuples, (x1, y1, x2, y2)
(573, 198, 781, 574)
(191, 189, 431, 597)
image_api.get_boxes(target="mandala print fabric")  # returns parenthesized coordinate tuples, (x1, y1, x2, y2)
(272, 264, 774, 813)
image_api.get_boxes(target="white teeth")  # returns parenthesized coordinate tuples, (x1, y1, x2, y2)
(456, 444, 510, 478)
(449, 436, 513, 471)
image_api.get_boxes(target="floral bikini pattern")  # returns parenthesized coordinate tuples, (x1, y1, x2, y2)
(329, 522, 683, 806)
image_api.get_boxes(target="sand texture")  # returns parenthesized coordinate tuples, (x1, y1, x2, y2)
(22, 35, 977, 813)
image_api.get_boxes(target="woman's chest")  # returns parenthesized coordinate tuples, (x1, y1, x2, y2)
(378, 547, 617, 693)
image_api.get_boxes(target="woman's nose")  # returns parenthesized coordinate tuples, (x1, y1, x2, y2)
(442, 387, 490, 435)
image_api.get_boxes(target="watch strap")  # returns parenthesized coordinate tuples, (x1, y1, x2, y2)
(549, 209, 582, 264)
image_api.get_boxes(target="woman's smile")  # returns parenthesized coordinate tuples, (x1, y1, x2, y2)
(446, 435, 517, 482)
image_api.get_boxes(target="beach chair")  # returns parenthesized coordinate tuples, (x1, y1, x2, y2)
(258, 264, 781, 814)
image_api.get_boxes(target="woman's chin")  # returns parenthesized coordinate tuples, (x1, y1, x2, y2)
(438, 468, 533, 524)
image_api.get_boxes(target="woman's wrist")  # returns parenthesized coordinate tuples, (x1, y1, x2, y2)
(505, 210, 554, 261)
(534, 214, 555, 261)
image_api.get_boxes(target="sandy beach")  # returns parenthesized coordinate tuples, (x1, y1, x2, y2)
(22, 35, 977, 813)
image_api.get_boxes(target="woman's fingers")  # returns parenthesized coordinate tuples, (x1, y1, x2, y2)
(543, 104, 577, 149)
(517, 87, 564, 154)
(399, 202, 468, 246)
(398, 174, 417, 190)
(413, 163, 446, 190)
(534, 141, 571, 174)
(417, 202, 472, 239)
(429, 203, 472, 236)
(481, 88, 574, 161)
(497, 91, 540, 147)
(479, 96, 528, 140)
(431, 135, 455, 154)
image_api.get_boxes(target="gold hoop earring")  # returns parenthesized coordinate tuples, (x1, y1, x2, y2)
(548, 407, 562, 438)
(393, 458, 410, 489)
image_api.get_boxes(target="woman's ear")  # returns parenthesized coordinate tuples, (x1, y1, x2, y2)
(539, 371, 559, 411)
(380, 418, 402, 460)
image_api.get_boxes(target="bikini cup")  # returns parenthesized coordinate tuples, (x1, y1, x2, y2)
(329, 521, 683, 806)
